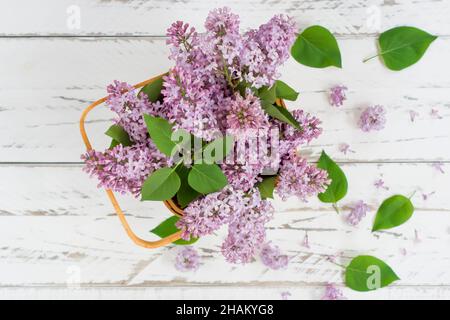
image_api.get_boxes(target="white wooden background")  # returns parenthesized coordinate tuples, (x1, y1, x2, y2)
(0, 0, 449, 300)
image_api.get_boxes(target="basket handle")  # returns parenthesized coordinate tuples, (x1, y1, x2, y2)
(79, 74, 183, 248)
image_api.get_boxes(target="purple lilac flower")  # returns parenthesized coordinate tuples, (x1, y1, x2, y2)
(106, 80, 161, 143)
(280, 291, 291, 300)
(322, 284, 346, 300)
(358, 105, 386, 132)
(226, 92, 269, 135)
(221, 163, 263, 192)
(338, 143, 354, 155)
(329, 85, 348, 107)
(221, 189, 274, 264)
(280, 110, 322, 156)
(175, 247, 200, 272)
(409, 110, 419, 122)
(302, 232, 310, 249)
(346, 200, 370, 226)
(205, 7, 240, 36)
(176, 187, 245, 240)
(260, 242, 289, 270)
(414, 229, 421, 243)
(422, 191, 435, 201)
(431, 162, 445, 174)
(276, 152, 330, 201)
(81, 143, 167, 197)
(430, 108, 443, 119)
(245, 15, 297, 87)
(374, 178, 389, 190)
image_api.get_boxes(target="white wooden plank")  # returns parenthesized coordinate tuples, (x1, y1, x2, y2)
(1, 38, 449, 162)
(0, 164, 448, 288)
(1, 0, 449, 37)
(2, 286, 450, 300)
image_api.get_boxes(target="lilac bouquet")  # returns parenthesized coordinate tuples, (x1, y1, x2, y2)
(82, 8, 329, 264)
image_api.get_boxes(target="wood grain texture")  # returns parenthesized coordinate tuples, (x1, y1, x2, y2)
(1, 37, 449, 162)
(0, 0, 449, 37)
(1, 0, 449, 299)
(0, 164, 448, 290)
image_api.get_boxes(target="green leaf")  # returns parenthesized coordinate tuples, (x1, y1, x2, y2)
(109, 139, 120, 149)
(372, 195, 415, 232)
(150, 216, 198, 245)
(345, 255, 400, 292)
(176, 165, 201, 208)
(275, 80, 299, 101)
(144, 114, 176, 157)
(376, 26, 437, 71)
(105, 124, 133, 147)
(291, 25, 342, 68)
(317, 150, 348, 203)
(261, 101, 301, 130)
(188, 164, 228, 194)
(141, 167, 181, 201)
(202, 135, 234, 164)
(139, 76, 164, 102)
(258, 85, 277, 104)
(257, 176, 277, 199)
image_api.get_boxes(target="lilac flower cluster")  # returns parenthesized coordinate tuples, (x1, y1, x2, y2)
(175, 246, 200, 272)
(329, 85, 348, 107)
(82, 143, 167, 197)
(276, 151, 330, 201)
(162, 7, 297, 139)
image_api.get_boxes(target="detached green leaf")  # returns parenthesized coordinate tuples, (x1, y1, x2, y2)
(202, 135, 234, 164)
(377, 26, 437, 71)
(139, 76, 164, 102)
(151, 216, 198, 245)
(261, 101, 301, 130)
(345, 255, 400, 292)
(275, 80, 299, 101)
(317, 151, 348, 203)
(176, 165, 200, 208)
(188, 164, 228, 194)
(144, 114, 176, 157)
(105, 124, 133, 147)
(257, 176, 277, 199)
(291, 25, 342, 68)
(372, 195, 414, 232)
(141, 167, 181, 201)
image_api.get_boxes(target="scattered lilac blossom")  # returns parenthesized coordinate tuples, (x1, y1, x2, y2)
(280, 291, 291, 300)
(400, 248, 407, 256)
(260, 242, 289, 270)
(329, 85, 348, 107)
(338, 143, 354, 155)
(431, 162, 445, 174)
(346, 200, 370, 226)
(374, 178, 389, 190)
(322, 284, 346, 300)
(302, 232, 310, 249)
(409, 110, 419, 122)
(276, 151, 330, 201)
(422, 191, 435, 201)
(414, 229, 421, 244)
(175, 247, 200, 272)
(430, 108, 443, 119)
(358, 105, 386, 132)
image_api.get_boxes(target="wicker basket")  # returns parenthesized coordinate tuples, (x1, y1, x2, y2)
(80, 74, 286, 249)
